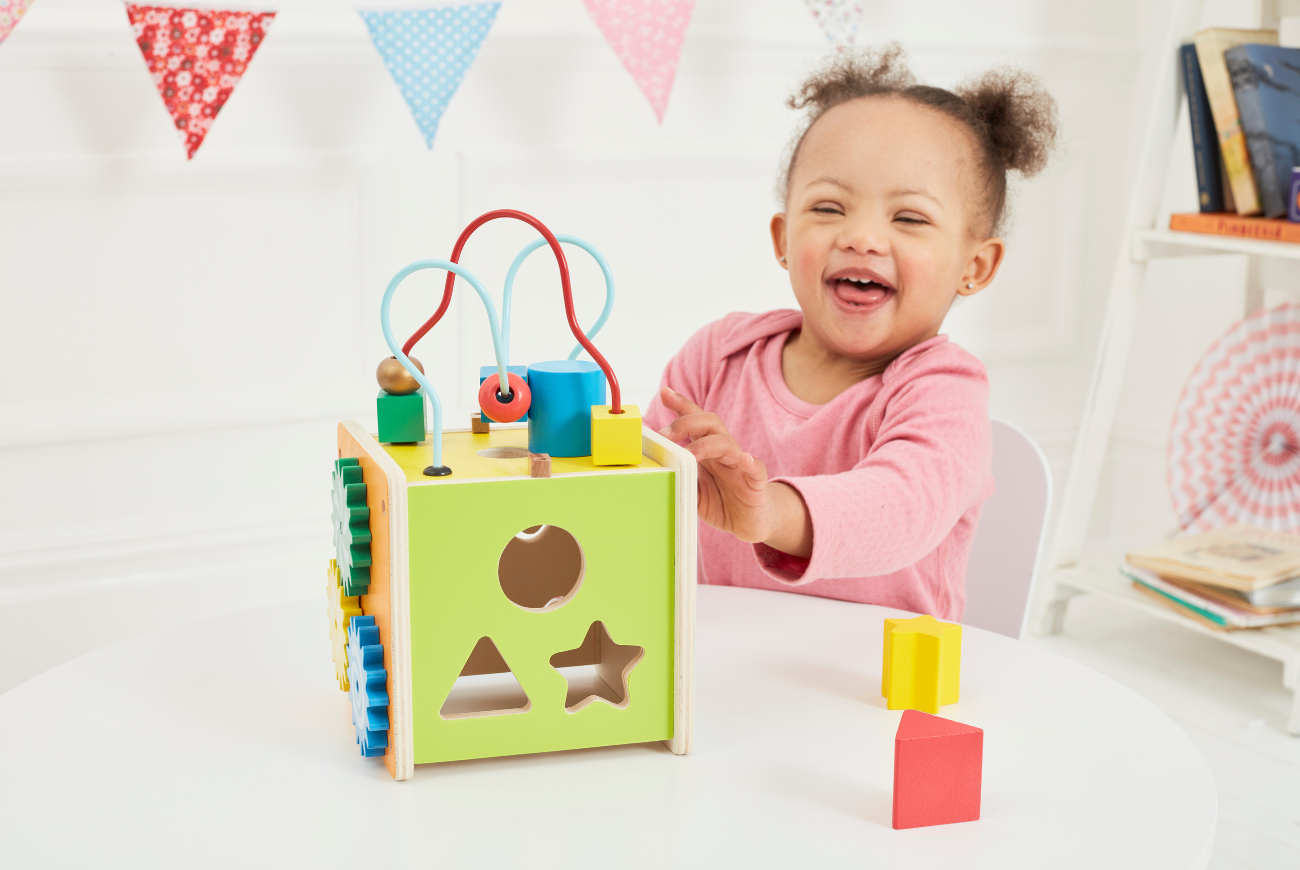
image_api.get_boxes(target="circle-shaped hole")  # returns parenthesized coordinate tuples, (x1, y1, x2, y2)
(498, 525, 585, 612)
(478, 447, 530, 459)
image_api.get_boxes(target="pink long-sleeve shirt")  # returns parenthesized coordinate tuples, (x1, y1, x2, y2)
(643, 309, 994, 620)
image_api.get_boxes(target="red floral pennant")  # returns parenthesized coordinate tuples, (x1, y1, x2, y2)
(126, 5, 275, 159)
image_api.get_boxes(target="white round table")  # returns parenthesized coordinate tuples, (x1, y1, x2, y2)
(0, 586, 1216, 869)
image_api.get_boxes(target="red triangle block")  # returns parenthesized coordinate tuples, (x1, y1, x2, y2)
(126, 5, 275, 159)
(893, 709, 983, 830)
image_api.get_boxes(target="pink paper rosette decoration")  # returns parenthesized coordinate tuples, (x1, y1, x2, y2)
(1170, 303, 1300, 532)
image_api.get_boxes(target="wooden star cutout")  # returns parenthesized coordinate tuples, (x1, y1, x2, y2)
(549, 621, 645, 713)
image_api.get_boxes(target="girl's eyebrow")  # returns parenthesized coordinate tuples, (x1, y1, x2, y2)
(891, 187, 943, 207)
(807, 175, 853, 192)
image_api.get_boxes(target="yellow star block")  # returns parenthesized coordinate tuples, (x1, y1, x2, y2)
(591, 404, 643, 466)
(327, 559, 363, 691)
(882, 615, 962, 713)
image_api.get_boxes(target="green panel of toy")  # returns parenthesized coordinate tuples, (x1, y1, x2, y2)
(407, 470, 676, 764)
(376, 391, 425, 444)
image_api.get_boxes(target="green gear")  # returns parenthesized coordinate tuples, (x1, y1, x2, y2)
(332, 457, 372, 596)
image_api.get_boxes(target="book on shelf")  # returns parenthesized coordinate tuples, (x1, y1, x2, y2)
(1122, 566, 1300, 630)
(1125, 522, 1300, 592)
(1169, 211, 1300, 242)
(1225, 43, 1300, 219)
(1160, 571, 1300, 612)
(1194, 27, 1278, 215)
(1181, 44, 1227, 213)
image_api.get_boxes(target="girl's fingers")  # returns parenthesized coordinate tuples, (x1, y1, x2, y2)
(659, 410, 728, 443)
(740, 453, 768, 490)
(682, 433, 745, 464)
(660, 386, 705, 418)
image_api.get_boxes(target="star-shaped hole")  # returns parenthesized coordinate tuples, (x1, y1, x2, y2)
(549, 621, 644, 713)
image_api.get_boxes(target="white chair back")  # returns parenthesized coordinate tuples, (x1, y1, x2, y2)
(962, 419, 1052, 639)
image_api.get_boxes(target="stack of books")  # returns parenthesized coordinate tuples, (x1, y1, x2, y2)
(1170, 28, 1300, 239)
(1124, 524, 1300, 630)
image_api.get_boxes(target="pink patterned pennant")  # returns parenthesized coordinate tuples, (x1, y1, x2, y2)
(804, 0, 862, 48)
(582, 0, 695, 123)
(126, 5, 275, 159)
(0, 0, 35, 46)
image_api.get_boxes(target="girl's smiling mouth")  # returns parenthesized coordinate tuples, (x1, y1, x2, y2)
(825, 268, 895, 312)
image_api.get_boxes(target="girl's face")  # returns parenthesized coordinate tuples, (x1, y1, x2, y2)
(771, 96, 1004, 367)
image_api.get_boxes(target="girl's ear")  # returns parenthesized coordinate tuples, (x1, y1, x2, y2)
(770, 213, 788, 270)
(959, 236, 1006, 296)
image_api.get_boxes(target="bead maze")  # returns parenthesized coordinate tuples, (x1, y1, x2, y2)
(330, 209, 696, 779)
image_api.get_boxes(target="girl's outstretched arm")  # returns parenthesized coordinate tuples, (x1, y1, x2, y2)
(657, 387, 813, 558)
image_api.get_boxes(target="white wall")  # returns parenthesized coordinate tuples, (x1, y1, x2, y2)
(0, 0, 1150, 617)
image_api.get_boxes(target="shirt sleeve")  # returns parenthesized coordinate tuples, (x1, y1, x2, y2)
(753, 350, 992, 583)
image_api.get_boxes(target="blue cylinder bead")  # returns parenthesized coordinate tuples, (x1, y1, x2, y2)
(526, 360, 607, 457)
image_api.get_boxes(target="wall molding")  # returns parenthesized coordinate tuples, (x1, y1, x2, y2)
(0, 509, 322, 603)
(0, 148, 385, 449)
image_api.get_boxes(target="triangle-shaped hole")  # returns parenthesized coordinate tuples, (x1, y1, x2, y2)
(439, 636, 531, 720)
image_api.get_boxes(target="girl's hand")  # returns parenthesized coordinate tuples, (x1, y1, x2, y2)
(657, 387, 812, 557)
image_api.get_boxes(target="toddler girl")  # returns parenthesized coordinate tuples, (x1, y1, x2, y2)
(643, 46, 1057, 620)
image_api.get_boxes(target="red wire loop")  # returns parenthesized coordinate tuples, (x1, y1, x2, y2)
(401, 209, 623, 414)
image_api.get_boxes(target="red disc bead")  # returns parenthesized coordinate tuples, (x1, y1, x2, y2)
(478, 371, 531, 423)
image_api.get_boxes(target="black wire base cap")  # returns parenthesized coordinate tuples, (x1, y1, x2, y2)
(423, 465, 453, 477)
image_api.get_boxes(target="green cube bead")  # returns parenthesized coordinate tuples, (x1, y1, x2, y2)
(377, 391, 425, 444)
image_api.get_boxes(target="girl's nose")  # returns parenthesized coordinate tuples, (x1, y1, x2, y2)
(838, 219, 887, 256)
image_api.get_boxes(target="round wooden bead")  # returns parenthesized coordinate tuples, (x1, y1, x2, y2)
(478, 371, 531, 423)
(376, 355, 424, 395)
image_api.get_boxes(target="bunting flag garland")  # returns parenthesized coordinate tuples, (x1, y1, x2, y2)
(126, 5, 275, 159)
(803, 0, 862, 48)
(582, 0, 694, 123)
(0, 0, 34, 47)
(360, 4, 501, 148)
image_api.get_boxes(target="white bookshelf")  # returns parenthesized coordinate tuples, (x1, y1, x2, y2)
(1133, 228, 1300, 261)
(1040, 0, 1300, 736)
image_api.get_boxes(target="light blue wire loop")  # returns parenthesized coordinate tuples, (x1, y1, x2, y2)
(501, 235, 615, 364)
(380, 259, 510, 469)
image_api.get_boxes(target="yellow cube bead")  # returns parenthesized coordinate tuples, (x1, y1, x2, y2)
(590, 404, 643, 465)
(882, 615, 962, 713)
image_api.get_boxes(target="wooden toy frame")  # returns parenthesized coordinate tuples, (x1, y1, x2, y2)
(337, 420, 696, 780)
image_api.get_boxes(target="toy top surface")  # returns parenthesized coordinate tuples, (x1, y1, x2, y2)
(379, 425, 664, 484)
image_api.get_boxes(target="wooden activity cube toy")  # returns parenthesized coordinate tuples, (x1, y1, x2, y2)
(334, 422, 696, 779)
(329, 210, 696, 780)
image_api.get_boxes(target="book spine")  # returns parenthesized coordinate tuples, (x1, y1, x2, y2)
(1226, 48, 1286, 217)
(1196, 35, 1263, 214)
(1181, 45, 1225, 212)
(1129, 576, 1229, 626)
(1169, 211, 1300, 242)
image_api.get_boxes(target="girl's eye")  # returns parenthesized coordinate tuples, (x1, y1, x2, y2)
(811, 205, 843, 215)
(895, 214, 928, 225)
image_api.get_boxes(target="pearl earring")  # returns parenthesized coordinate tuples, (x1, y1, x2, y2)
(780, 257, 787, 263)
(966, 282, 975, 289)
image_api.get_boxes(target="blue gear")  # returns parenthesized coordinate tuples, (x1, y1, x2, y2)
(332, 457, 372, 597)
(347, 614, 389, 758)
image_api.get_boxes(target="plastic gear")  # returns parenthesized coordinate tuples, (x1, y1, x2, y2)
(327, 559, 362, 691)
(332, 457, 372, 596)
(347, 615, 389, 758)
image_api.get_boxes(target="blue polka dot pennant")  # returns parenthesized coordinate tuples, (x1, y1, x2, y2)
(360, 3, 501, 148)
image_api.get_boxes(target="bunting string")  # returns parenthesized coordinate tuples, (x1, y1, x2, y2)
(0, 1, 857, 153)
